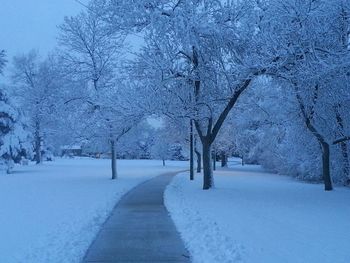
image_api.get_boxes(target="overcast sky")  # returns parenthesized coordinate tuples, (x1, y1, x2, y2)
(0, 0, 144, 83)
(0, 0, 86, 59)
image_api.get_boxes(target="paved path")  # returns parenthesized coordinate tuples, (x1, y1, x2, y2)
(83, 172, 190, 263)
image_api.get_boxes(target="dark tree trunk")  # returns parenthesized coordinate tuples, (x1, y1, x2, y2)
(334, 105, 350, 180)
(162, 158, 165, 167)
(195, 148, 201, 173)
(111, 140, 117, 180)
(311, 135, 333, 191)
(202, 138, 213, 190)
(190, 120, 194, 180)
(195, 79, 252, 190)
(212, 149, 216, 171)
(35, 121, 41, 164)
(35, 137, 41, 164)
(340, 142, 350, 181)
(321, 142, 332, 191)
(221, 151, 227, 167)
(295, 84, 333, 191)
(191, 45, 253, 190)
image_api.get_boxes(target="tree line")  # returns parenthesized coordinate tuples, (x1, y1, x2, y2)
(1, 0, 350, 191)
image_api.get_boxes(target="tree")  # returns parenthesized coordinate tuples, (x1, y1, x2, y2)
(0, 50, 7, 75)
(114, 0, 271, 189)
(194, 135, 201, 173)
(0, 89, 31, 173)
(231, 78, 316, 174)
(118, 120, 156, 159)
(265, 0, 350, 190)
(11, 51, 60, 164)
(60, 77, 144, 179)
(151, 131, 171, 166)
(58, 0, 145, 179)
(150, 117, 191, 165)
(89, 84, 144, 179)
(58, 0, 124, 91)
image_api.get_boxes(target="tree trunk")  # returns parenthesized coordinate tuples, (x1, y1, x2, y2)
(221, 151, 227, 167)
(212, 149, 216, 171)
(162, 158, 165, 166)
(111, 140, 117, 180)
(6, 160, 13, 174)
(310, 132, 333, 191)
(295, 84, 333, 191)
(35, 137, 41, 164)
(340, 142, 350, 182)
(35, 121, 41, 164)
(189, 120, 194, 180)
(202, 139, 213, 190)
(191, 45, 253, 190)
(334, 105, 350, 181)
(321, 142, 332, 191)
(195, 148, 201, 173)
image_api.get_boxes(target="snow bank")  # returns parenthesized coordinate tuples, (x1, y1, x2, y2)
(165, 168, 350, 263)
(0, 158, 187, 263)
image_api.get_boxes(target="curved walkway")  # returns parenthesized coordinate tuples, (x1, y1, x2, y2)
(83, 172, 190, 263)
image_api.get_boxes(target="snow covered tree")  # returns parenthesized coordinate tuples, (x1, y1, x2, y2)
(11, 51, 61, 164)
(0, 89, 31, 173)
(58, 0, 124, 91)
(151, 131, 170, 166)
(118, 120, 156, 159)
(264, 0, 350, 190)
(150, 117, 190, 166)
(112, 0, 275, 189)
(58, 0, 146, 179)
(0, 50, 6, 75)
(88, 84, 144, 179)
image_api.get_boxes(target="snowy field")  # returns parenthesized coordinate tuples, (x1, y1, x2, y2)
(165, 164, 350, 263)
(0, 158, 187, 263)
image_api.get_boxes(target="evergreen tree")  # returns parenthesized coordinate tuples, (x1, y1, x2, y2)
(0, 89, 31, 173)
(0, 50, 6, 74)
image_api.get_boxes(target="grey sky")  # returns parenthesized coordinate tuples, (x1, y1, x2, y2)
(0, 0, 143, 82)
(0, 0, 85, 59)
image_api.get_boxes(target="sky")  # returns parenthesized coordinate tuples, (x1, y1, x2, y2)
(0, 0, 144, 82)
(0, 0, 85, 62)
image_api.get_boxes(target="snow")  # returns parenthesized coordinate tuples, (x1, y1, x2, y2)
(0, 158, 187, 263)
(165, 163, 350, 263)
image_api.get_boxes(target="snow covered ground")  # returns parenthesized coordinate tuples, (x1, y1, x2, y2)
(0, 158, 187, 263)
(165, 162, 350, 263)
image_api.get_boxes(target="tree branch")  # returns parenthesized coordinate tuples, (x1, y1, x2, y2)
(211, 78, 252, 141)
(333, 136, 350, 145)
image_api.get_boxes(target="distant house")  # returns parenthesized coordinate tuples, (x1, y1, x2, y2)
(60, 145, 82, 157)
